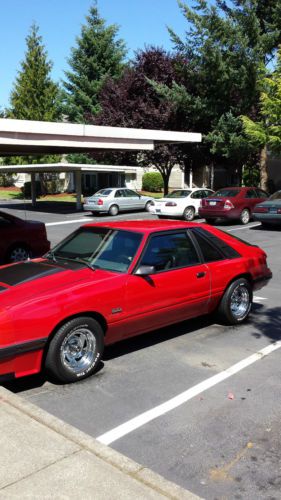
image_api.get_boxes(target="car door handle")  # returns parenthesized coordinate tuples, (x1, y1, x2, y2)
(197, 272, 206, 278)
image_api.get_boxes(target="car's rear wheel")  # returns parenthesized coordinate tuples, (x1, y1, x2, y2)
(45, 317, 104, 383)
(183, 206, 195, 221)
(6, 244, 30, 263)
(217, 278, 252, 325)
(108, 204, 119, 216)
(240, 208, 250, 225)
(145, 201, 153, 211)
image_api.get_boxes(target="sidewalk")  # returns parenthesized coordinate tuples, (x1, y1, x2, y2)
(0, 387, 200, 499)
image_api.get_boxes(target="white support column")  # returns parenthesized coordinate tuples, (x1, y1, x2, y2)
(31, 172, 36, 207)
(75, 170, 82, 210)
(189, 168, 193, 188)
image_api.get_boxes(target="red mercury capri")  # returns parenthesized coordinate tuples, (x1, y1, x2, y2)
(0, 220, 272, 384)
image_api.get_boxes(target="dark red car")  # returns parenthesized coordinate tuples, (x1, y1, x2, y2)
(0, 220, 271, 384)
(199, 187, 268, 224)
(0, 211, 50, 263)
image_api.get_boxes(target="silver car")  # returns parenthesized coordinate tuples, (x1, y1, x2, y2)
(83, 188, 154, 216)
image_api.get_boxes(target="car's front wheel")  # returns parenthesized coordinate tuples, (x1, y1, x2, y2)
(217, 278, 252, 325)
(183, 206, 195, 221)
(45, 317, 104, 383)
(108, 204, 119, 216)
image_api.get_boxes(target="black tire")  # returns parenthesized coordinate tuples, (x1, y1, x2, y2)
(108, 204, 119, 216)
(45, 317, 104, 383)
(217, 278, 252, 325)
(6, 244, 30, 263)
(240, 208, 250, 225)
(205, 218, 215, 224)
(145, 201, 153, 211)
(183, 206, 195, 221)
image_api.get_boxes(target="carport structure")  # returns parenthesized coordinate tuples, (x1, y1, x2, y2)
(0, 118, 202, 209)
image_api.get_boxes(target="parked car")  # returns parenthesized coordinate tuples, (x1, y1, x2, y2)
(199, 187, 268, 224)
(0, 219, 271, 384)
(253, 190, 281, 226)
(83, 188, 154, 216)
(0, 210, 50, 263)
(149, 188, 214, 221)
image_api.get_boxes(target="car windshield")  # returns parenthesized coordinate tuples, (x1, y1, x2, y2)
(93, 189, 112, 197)
(166, 190, 191, 198)
(269, 191, 281, 201)
(50, 227, 143, 273)
(213, 189, 240, 198)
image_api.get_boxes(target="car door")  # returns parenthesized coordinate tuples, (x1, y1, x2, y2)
(124, 189, 142, 210)
(244, 188, 261, 212)
(0, 214, 16, 261)
(114, 189, 127, 211)
(122, 231, 210, 338)
(190, 189, 209, 214)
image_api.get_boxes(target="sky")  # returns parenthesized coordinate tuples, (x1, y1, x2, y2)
(0, 0, 187, 110)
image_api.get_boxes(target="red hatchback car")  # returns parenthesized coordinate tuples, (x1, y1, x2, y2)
(0, 210, 50, 263)
(0, 220, 271, 384)
(199, 187, 268, 224)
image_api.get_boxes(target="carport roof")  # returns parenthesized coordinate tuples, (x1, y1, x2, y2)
(0, 118, 202, 156)
(0, 163, 139, 174)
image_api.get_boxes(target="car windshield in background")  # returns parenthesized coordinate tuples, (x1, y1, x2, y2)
(269, 191, 281, 201)
(166, 190, 192, 198)
(51, 227, 143, 273)
(94, 189, 112, 197)
(213, 189, 241, 198)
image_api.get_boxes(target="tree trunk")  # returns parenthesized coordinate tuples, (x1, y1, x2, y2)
(162, 171, 170, 196)
(260, 145, 269, 191)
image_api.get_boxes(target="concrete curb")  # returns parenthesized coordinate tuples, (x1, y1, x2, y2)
(0, 387, 201, 499)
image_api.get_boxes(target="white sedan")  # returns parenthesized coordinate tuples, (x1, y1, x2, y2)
(149, 188, 214, 221)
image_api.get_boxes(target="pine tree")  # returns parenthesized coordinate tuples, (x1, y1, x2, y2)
(63, 3, 126, 123)
(9, 23, 60, 121)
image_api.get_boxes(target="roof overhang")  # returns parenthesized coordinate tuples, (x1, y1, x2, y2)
(0, 118, 202, 156)
(0, 163, 139, 174)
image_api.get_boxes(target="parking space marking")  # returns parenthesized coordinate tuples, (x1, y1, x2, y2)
(228, 223, 261, 231)
(46, 218, 94, 226)
(253, 296, 267, 301)
(97, 341, 281, 445)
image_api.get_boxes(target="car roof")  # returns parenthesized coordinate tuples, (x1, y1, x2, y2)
(83, 219, 199, 234)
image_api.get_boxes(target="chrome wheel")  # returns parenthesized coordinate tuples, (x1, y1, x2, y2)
(145, 201, 153, 211)
(183, 206, 195, 221)
(9, 246, 30, 262)
(60, 328, 96, 374)
(230, 284, 250, 320)
(240, 208, 250, 225)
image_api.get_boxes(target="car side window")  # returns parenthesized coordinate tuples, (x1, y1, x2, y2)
(191, 230, 224, 262)
(245, 189, 257, 199)
(204, 190, 213, 197)
(139, 232, 200, 272)
(0, 216, 12, 226)
(190, 190, 203, 199)
(125, 189, 139, 198)
(255, 189, 268, 199)
(115, 190, 124, 198)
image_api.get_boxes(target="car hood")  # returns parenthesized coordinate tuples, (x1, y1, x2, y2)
(0, 260, 118, 301)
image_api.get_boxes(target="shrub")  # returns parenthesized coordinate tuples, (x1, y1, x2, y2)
(142, 172, 163, 192)
(0, 173, 14, 187)
(21, 181, 42, 198)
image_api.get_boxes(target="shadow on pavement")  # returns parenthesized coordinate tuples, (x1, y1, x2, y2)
(0, 200, 82, 215)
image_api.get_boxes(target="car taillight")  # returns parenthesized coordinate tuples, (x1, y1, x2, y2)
(97, 198, 103, 206)
(278, 208, 281, 214)
(224, 199, 234, 210)
(254, 206, 268, 213)
(165, 202, 177, 207)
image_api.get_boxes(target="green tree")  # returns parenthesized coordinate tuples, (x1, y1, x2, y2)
(3, 24, 61, 190)
(156, 0, 281, 184)
(9, 23, 60, 122)
(63, 2, 126, 123)
(241, 49, 281, 190)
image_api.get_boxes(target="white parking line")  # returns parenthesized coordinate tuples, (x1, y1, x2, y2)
(46, 218, 94, 226)
(97, 341, 281, 445)
(254, 296, 268, 301)
(228, 223, 261, 231)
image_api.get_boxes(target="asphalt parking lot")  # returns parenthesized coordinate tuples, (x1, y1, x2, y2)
(3, 200, 281, 500)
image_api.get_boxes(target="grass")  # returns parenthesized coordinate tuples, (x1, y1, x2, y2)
(0, 187, 164, 202)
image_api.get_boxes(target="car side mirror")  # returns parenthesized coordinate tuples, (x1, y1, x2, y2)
(135, 265, 156, 276)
